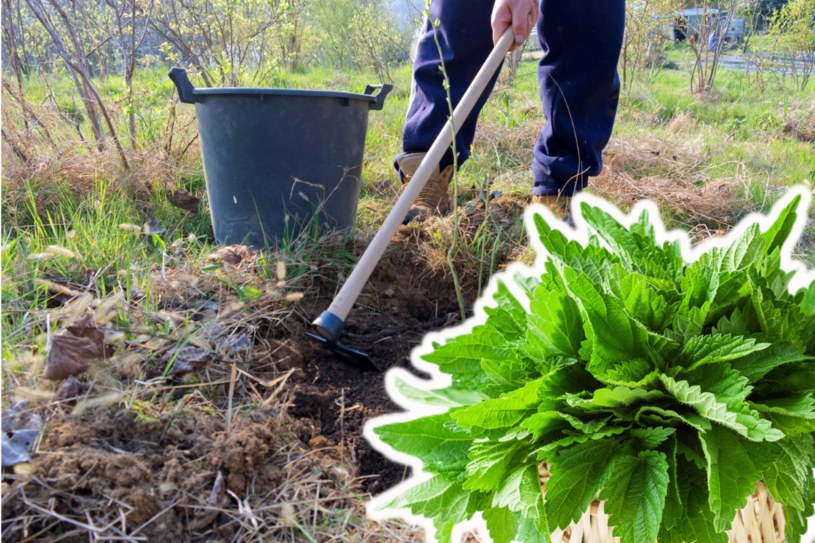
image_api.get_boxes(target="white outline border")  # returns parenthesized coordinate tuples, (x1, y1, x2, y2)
(365, 186, 815, 543)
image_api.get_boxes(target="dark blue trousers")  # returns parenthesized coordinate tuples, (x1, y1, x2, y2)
(397, 0, 625, 197)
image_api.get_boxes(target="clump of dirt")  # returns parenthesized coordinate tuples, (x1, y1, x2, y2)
(211, 420, 285, 494)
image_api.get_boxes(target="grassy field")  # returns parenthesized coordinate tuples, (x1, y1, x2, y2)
(2, 46, 814, 540)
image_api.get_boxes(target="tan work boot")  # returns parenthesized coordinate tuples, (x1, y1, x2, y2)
(397, 153, 454, 223)
(531, 194, 573, 225)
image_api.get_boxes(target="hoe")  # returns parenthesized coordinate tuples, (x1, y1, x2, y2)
(308, 30, 515, 371)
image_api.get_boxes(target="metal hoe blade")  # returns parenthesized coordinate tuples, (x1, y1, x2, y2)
(306, 330, 379, 372)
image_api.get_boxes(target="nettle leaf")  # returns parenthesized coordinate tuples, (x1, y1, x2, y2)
(544, 437, 620, 529)
(600, 450, 669, 543)
(700, 425, 765, 532)
(375, 413, 472, 481)
(635, 405, 711, 433)
(492, 463, 544, 517)
(659, 455, 728, 543)
(562, 269, 654, 374)
(729, 342, 812, 382)
(760, 194, 801, 256)
(566, 385, 667, 419)
(679, 333, 769, 370)
(760, 435, 815, 511)
(752, 395, 815, 437)
(659, 374, 784, 442)
(452, 378, 542, 432)
(606, 265, 675, 332)
(598, 357, 659, 388)
(682, 363, 752, 407)
(387, 474, 482, 532)
(629, 426, 676, 449)
(463, 440, 524, 492)
(784, 468, 815, 541)
(750, 278, 808, 352)
(580, 204, 681, 282)
(484, 280, 527, 342)
(392, 377, 487, 408)
(422, 327, 497, 388)
(533, 214, 617, 283)
(482, 506, 516, 543)
(527, 281, 584, 360)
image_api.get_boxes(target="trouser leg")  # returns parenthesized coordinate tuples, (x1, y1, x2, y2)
(396, 0, 498, 175)
(532, 0, 625, 196)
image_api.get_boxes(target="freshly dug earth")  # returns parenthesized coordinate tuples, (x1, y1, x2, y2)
(1, 203, 520, 541)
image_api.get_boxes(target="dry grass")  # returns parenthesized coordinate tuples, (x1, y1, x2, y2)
(592, 136, 752, 240)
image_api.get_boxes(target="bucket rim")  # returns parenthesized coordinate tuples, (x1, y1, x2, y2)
(192, 87, 377, 103)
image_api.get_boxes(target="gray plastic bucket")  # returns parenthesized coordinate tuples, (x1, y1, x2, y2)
(169, 68, 392, 248)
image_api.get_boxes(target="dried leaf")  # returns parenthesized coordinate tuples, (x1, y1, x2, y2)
(168, 188, 201, 214)
(44, 316, 110, 381)
(55, 376, 83, 403)
(167, 346, 215, 376)
(206, 245, 254, 266)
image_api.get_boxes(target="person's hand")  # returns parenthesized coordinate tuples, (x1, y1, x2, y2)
(491, 0, 539, 50)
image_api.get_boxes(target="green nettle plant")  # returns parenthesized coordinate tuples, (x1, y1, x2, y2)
(369, 190, 815, 543)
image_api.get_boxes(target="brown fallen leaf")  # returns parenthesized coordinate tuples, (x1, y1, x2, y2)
(167, 346, 215, 376)
(168, 188, 201, 214)
(205, 245, 254, 267)
(44, 315, 110, 381)
(54, 375, 83, 403)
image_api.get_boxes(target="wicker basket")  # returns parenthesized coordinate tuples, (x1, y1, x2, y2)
(539, 465, 786, 543)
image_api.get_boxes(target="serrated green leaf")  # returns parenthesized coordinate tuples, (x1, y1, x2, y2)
(629, 426, 676, 448)
(683, 362, 752, 408)
(561, 269, 653, 374)
(375, 414, 472, 481)
(492, 463, 543, 517)
(544, 438, 620, 529)
(680, 333, 769, 370)
(573, 385, 667, 415)
(752, 395, 815, 436)
(661, 435, 682, 531)
(606, 265, 675, 332)
(600, 450, 669, 543)
(659, 374, 784, 442)
(761, 436, 815, 511)
(392, 377, 487, 407)
(783, 468, 815, 541)
(580, 204, 680, 282)
(482, 506, 516, 543)
(387, 474, 480, 526)
(463, 440, 524, 492)
(729, 342, 812, 382)
(527, 281, 584, 360)
(664, 455, 728, 543)
(635, 405, 711, 433)
(700, 425, 765, 532)
(452, 378, 543, 431)
(760, 194, 801, 256)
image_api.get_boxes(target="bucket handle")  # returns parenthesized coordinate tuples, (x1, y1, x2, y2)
(168, 67, 199, 104)
(363, 83, 393, 111)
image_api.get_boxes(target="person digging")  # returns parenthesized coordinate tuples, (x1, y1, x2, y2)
(395, 0, 624, 224)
